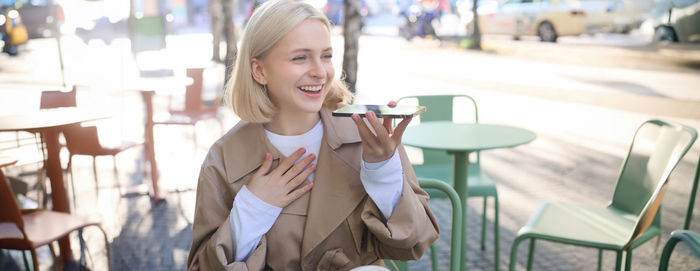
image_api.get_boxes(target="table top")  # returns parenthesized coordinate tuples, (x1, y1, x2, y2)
(0, 108, 108, 132)
(403, 121, 536, 152)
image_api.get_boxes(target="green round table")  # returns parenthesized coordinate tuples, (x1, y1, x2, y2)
(403, 121, 536, 271)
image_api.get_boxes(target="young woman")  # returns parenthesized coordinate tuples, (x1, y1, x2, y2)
(187, 0, 439, 269)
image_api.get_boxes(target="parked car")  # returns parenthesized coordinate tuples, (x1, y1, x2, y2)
(15, 0, 64, 38)
(0, 4, 28, 55)
(475, 0, 635, 42)
(650, 0, 700, 43)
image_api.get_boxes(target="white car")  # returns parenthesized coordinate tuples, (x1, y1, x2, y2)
(476, 0, 636, 42)
(647, 0, 700, 43)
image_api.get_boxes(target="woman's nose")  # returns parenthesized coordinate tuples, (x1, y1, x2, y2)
(309, 59, 327, 78)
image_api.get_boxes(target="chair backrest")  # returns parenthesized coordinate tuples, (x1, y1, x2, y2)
(0, 170, 24, 230)
(398, 95, 479, 165)
(40, 86, 77, 109)
(184, 68, 205, 112)
(63, 125, 104, 154)
(39, 87, 105, 154)
(609, 120, 697, 248)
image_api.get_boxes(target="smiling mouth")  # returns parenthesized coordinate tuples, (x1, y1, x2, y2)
(298, 84, 323, 93)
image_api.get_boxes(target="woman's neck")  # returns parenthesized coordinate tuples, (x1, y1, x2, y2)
(264, 111, 321, 136)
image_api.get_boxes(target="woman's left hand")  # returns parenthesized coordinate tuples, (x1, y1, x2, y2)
(351, 101, 413, 163)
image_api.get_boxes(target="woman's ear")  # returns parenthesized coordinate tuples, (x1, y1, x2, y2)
(251, 58, 267, 85)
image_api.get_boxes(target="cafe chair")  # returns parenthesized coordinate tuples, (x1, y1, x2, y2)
(397, 94, 501, 269)
(153, 67, 224, 148)
(508, 120, 697, 271)
(40, 88, 140, 198)
(0, 159, 112, 271)
(658, 230, 700, 271)
(386, 178, 462, 271)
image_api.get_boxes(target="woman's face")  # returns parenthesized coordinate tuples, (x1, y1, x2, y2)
(253, 19, 334, 117)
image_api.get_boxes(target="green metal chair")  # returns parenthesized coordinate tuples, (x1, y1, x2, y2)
(658, 230, 700, 271)
(683, 146, 700, 231)
(385, 178, 462, 271)
(508, 119, 697, 271)
(397, 94, 501, 269)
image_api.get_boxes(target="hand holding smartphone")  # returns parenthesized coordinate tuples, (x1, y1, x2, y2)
(332, 104, 426, 119)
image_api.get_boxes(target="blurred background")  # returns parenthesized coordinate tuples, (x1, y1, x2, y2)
(1, 0, 699, 270)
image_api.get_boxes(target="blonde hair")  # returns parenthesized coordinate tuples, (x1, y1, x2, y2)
(224, 0, 353, 123)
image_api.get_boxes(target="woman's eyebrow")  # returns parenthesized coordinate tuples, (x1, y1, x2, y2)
(290, 47, 333, 53)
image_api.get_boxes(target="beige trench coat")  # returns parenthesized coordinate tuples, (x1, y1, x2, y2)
(187, 107, 439, 270)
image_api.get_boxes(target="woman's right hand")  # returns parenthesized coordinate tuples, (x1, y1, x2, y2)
(246, 148, 316, 208)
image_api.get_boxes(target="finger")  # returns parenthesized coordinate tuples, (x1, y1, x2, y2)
(274, 148, 306, 175)
(391, 116, 413, 144)
(351, 113, 380, 148)
(367, 111, 391, 142)
(282, 153, 315, 179)
(285, 163, 316, 190)
(254, 152, 273, 177)
(383, 101, 397, 133)
(382, 116, 393, 135)
(285, 181, 313, 204)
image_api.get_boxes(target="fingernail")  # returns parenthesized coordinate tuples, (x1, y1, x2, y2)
(351, 114, 359, 121)
(266, 153, 271, 159)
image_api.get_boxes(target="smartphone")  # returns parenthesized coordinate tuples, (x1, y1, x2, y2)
(332, 104, 426, 118)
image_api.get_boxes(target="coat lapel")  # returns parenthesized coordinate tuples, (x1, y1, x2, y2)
(301, 108, 366, 260)
(221, 121, 284, 184)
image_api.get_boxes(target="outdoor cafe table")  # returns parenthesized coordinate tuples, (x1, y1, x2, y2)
(0, 108, 107, 263)
(402, 121, 536, 271)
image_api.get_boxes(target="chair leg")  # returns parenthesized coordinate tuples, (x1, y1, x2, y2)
(508, 234, 527, 271)
(614, 250, 623, 271)
(31, 248, 39, 271)
(481, 197, 487, 250)
(597, 249, 602, 271)
(624, 249, 632, 271)
(68, 155, 78, 211)
(93, 156, 99, 197)
(659, 234, 681, 271)
(93, 224, 112, 271)
(21, 250, 31, 271)
(494, 195, 500, 271)
(526, 238, 535, 271)
(112, 155, 121, 190)
(430, 243, 438, 271)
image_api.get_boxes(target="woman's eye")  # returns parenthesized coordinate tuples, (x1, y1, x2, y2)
(292, 56, 307, 61)
(323, 54, 333, 59)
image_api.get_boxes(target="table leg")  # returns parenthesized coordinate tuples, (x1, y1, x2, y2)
(140, 91, 161, 202)
(43, 129, 73, 262)
(451, 151, 470, 271)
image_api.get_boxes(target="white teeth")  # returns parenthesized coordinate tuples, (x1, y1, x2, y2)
(299, 85, 322, 92)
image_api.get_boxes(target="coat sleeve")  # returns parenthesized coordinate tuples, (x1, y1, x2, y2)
(187, 163, 267, 270)
(360, 144, 440, 261)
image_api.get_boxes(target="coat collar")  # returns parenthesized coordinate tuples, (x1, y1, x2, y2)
(222, 106, 361, 184)
(222, 106, 367, 262)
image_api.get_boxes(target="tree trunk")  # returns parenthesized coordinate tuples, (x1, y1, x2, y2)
(209, 0, 223, 63)
(469, 0, 482, 50)
(222, 0, 238, 82)
(342, 0, 362, 94)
